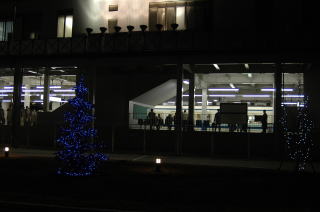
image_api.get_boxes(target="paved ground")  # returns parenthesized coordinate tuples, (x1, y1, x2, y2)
(1, 148, 320, 211)
(4, 148, 319, 173)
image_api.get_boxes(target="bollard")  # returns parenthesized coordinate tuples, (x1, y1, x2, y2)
(155, 158, 162, 172)
(4, 147, 10, 158)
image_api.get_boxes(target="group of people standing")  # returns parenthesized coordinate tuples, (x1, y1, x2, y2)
(146, 109, 189, 131)
(144, 109, 268, 133)
(0, 104, 37, 126)
(147, 109, 167, 130)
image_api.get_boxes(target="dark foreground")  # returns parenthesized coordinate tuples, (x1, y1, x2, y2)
(0, 157, 319, 211)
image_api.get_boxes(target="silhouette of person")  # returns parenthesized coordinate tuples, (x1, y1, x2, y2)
(165, 114, 173, 130)
(7, 104, 12, 126)
(214, 109, 221, 132)
(147, 109, 156, 130)
(182, 110, 188, 131)
(262, 110, 268, 133)
(30, 108, 38, 126)
(156, 114, 163, 130)
(25, 106, 31, 126)
(0, 104, 5, 125)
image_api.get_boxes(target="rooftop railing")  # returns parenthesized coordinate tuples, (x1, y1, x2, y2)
(0, 28, 316, 57)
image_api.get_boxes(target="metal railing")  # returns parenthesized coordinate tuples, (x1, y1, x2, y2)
(0, 30, 314, 57)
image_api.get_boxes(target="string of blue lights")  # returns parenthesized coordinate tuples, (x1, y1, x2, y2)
(56, 77, 107, 176)
(281, 96, 313, 171)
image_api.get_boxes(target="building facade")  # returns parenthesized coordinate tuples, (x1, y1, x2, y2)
(0, 0, 319, 159)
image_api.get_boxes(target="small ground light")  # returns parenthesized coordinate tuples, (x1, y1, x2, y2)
(4, 147, 10, 158)
(155, 158, 162, 172)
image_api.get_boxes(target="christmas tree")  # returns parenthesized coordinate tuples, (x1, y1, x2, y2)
(56, 77, 107, 176)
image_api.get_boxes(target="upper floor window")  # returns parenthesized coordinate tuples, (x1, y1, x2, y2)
(109, 4, 118, 12)
(57, 13, 73, 38)
(149, 1, 209, 31)
(0, 20, 13, 41)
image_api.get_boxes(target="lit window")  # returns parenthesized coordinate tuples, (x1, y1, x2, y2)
(0, 21, 13, 41)
(149, 2, 207, 31)
(109, 5, 118, 12)
(57, 15, 73, 38)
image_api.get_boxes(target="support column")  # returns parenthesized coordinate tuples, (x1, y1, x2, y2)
(43, 69, 50, 112)
(274, 63, 283, 157)
(176, 64, 183, 155)
(175, 65, 183, 131)
(188, 73, 195, 131)
(201, 86, 208, 121)
(24, 85, 30, 108)
(12, 67, 23, 147)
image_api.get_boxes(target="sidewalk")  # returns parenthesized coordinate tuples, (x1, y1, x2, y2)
(4, 148, 319, 173)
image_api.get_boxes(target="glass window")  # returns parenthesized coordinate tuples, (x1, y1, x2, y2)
(157, 8, 166, 28)
(0, 68, 14, 126)
(166, 7, 176, 30)
(176, 6, 186, 30)
(149, 2, 191, 31)
(149, 7, 158, 31)
(57, 15, 73, 38)
(108, 19, 118, 33)
(0, 21, 13, 41)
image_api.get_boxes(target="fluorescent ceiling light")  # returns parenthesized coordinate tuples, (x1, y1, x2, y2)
(22, 94, 40, 97)
(36, 86, 62, 89)
(229, 83, 235, 89)
(28, 71, 37, 74)
(0, 94, 8, 97)
(208, 88, 239, 92)
(168, 101, 175, 104)
(54, 94, 76, 97)
(3, 86, 27, 89)
(196, 101, 213, 104)
(245, 64, 250, 70)
(183, 80, 189, 85)
(209, 94, 236, 97)
(283, 95, 304, 98)
(213, 64, 220, 71)
(261, 88, 294, 92)
(213, 100, 218, 102)
(23, 89, 44, 93)
(183, 94, 207, 97)
(242, 94, 270, 98)
(53, 89, 75, 92)
(282, 102, 298, 105)
(0, 90, 14, 93)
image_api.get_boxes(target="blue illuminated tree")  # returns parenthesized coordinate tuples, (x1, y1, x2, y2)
(56, 77, 107, 176)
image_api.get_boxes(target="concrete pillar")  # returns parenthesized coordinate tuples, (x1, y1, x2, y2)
(12, 66, 23, 147)
(24, 85, 30, 108)
(175, 64, 183, 132)
(304, 64, 319, 131)
(43, 69, 50, 112)
(188, 73, 195, 131)
(176, 64, 183, 155)
(201, 86, 208, 121)
(274, 63, 283, 156)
